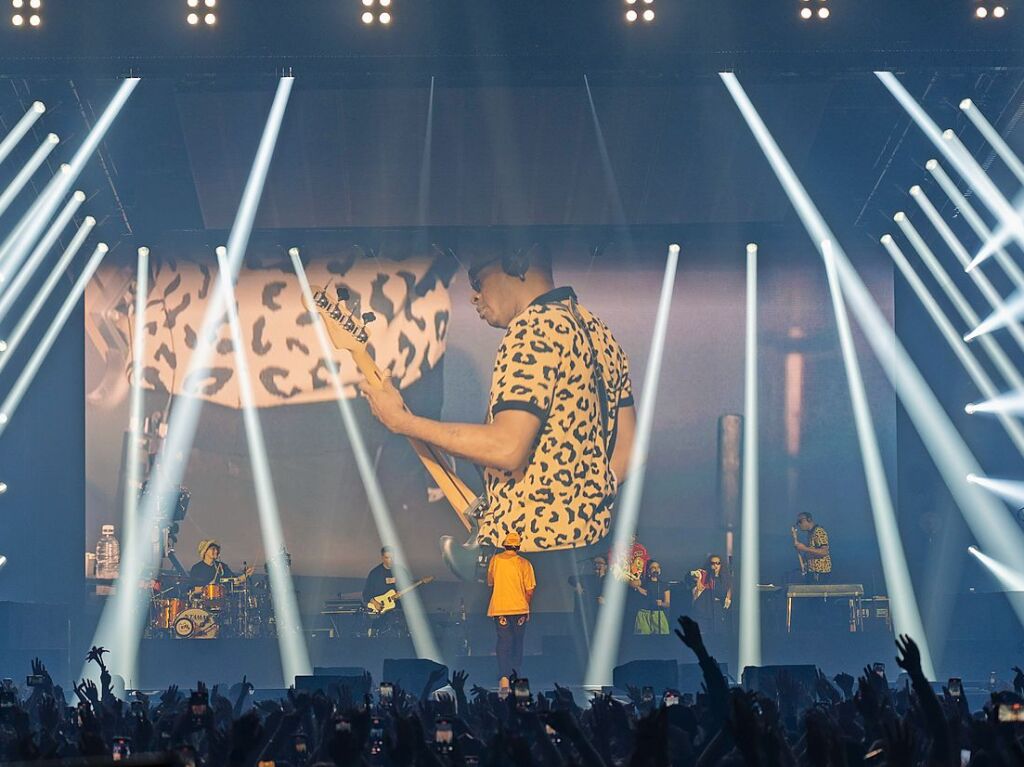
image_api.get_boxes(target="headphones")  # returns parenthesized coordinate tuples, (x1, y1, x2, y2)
(468, 241, 544, 290)
(501, 244, 534, 281)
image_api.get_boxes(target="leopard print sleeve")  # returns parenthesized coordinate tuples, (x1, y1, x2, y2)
(489, 311, 561, 422)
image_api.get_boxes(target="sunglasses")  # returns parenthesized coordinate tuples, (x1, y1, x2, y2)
(468, 256, 502, 293)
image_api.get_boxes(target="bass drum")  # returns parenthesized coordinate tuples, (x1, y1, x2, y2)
(173, 608, 219, 639)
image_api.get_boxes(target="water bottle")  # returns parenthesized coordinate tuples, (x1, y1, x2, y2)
(95, 524, 120, 579)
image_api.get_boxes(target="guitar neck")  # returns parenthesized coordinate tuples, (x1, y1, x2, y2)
(349, 348, 476, 531)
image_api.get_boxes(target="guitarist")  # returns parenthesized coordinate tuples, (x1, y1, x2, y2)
(362, 547, 410, 633)
(360, 241, 637, 579)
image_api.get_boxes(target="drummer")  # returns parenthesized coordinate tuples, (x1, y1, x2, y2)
(189, 539, 254, 586)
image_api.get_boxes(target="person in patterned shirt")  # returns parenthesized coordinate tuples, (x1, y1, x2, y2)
(793, 512, 831, 582)
(360, 240, 637, 579)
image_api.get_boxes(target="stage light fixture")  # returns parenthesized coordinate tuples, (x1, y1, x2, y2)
(359, 0, 391, 24)
(625, 0, 654, 23)
(10, 0, 40, 28)
(186, 0, 215, 26)
(0, 483, 8, 494)
(800, 0, 829, 21)
(974, 1, 1007, 18)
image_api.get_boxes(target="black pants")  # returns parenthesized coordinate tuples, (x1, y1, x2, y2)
(495, 615, 528, 679)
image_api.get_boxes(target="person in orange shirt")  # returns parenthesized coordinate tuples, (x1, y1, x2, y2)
(487, 531, 536, 683)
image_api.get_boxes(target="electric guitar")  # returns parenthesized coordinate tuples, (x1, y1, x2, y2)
(367, 576, 435, 615)
(307, 285, 485, 534)
(791, 526, 807, 576)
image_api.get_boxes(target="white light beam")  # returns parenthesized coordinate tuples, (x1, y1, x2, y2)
(289, 247, 443, 663)
(739, 243, 761, 671)
(0, 242, 109, 434)
(585, 244, 679, 688)
(0, 133, 59, 221)
(0, 217, 95, 380)
(0, 102, 45, 169)
(895, 209, 1024, 391)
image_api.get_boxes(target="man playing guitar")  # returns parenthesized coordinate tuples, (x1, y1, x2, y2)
(360, 240, 637, 578)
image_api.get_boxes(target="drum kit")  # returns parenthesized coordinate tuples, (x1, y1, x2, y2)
(147, 576, 275, 640)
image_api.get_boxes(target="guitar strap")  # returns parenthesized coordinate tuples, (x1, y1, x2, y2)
(565, 296, 615, 462)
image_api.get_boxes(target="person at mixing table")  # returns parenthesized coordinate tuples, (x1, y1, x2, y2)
(189, 539, 253, 586)
(793, 512, 832, 582)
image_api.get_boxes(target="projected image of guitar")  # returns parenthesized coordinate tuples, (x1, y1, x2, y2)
(308, 285, 485, 536)
(366, 576, 435, 615)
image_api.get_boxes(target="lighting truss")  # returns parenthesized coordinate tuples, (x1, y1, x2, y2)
(360, 0, 391, 25)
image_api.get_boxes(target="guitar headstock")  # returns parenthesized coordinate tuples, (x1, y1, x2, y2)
(309, 284, 377, 353)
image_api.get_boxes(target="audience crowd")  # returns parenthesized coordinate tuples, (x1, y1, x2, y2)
(2, 616, 1024, 766)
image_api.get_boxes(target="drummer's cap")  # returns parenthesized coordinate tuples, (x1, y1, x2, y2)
(197, 539, 220, 558)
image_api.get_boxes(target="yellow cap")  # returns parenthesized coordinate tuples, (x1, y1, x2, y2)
(197, 539, 220, 558)
(503, 531, 522, 549)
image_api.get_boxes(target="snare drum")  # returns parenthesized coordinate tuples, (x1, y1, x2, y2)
(192, 583, 225, 601)
(152, 598, 183, 629)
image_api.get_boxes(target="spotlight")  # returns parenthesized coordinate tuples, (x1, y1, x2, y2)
(10, 0, 38, 27)
(818, 7, 829, 18)
(800, 0, 829, 21)
(0, 556, 7, 571)
(379, 0, 390, 5)
(0, 483, 7, 494)
(966, 402, 977, 414)
(625, 0, 654, 23)
(186, 0, 214, 26)
(361, 0, 372, 5)
(379, 11, 391, 23)
(361, 10, 373, 22)
(800, 7, 812, 18)
(975, 1, 1007, 17)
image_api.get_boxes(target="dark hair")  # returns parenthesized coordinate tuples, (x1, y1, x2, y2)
(797, 512, 813, 523)
(381, 546, 393, 556)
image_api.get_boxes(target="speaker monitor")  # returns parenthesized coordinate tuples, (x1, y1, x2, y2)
(741, 665, 819, 697)
(612, 659, 679, 695)
(382, 658, 449, 696)
(295, 669, 371, 699)
(678, 662, 730, 693)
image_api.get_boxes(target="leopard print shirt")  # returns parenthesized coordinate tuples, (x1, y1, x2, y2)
(480, 287, 634, 552)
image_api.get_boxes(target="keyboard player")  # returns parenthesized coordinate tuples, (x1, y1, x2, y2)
(793, 512, 831, 583)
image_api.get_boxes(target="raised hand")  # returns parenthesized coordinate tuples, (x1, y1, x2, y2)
(833, 672, 855, 699)
(31, 658, 53, 691)
(160, 684, 179, 706)
(895, 634, 923, 677)
(81, 679, 100, 707)
(449, 669, 468, 693)
(674, 615, 706, 655)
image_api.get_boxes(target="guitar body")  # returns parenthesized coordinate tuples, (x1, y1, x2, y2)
(367, 589, 400, 615)
(367, 576, 435, 615)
